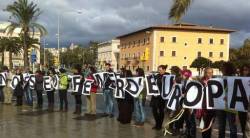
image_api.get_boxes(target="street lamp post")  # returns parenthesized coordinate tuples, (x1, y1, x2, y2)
(57, 10, 83, 68)
(43, 38, 48, 66)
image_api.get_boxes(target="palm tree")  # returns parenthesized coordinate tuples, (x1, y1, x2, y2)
(5, 0, 47, 67)
(169, 0, 192, 22)
(5, 37, 22, 69)
(0, 37, 7, 65)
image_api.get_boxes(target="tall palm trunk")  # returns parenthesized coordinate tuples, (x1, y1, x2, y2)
(23, 31, 29, 67)
(1, 51, 4, 65)
(9, 51, 13, 69)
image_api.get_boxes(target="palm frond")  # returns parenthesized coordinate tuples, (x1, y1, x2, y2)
(169, 0, 192, 23)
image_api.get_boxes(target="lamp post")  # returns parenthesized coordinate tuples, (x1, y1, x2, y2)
(43, 38, 48, 66)
(57, 10, 83, 67)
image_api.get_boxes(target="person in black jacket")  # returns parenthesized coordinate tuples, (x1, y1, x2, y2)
(117, 69, 134, 124)
(35, 70, 44, 109)
(150, 65, 170, 130)
(103, 63, 115, 117)
(72, 64, 83, 115)
(14, 68, 24, 106)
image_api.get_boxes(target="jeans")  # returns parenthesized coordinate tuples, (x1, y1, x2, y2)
(59, 90, 68, 110)
(218, 111, 237, 138)
(103, 88, 114, 115)
(36, 90, 43, 107)
(134, 98, 145, 123)
(24, 87, 33, 105)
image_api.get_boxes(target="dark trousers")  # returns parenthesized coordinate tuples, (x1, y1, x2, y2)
(16, 95, 23, 105)
(177, 110, 196, 138)
(202, 128, 212, 138)
(218, 111, 237, 138)
(47, 90, 54, 104)
(239, 111, 247, 138)
(152, 105, 165, 128)
(75, 95, 82, 105)
(118, 101, 133, 124)
(59, 90, 68, 110)
(36, 90, 43, 107)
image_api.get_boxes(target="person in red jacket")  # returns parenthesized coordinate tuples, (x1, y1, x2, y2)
(85, 66, 98, 116)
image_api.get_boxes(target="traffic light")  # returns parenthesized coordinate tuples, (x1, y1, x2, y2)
(145, 47, 149, 61)
(53, 56, 59, 66)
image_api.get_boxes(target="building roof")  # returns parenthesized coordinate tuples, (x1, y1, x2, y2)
(117, 23, 236, 38)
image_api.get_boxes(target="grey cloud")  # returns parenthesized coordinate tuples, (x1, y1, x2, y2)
(0, 0, 249, 48)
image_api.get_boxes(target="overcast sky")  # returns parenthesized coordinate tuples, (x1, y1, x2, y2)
(0, 0, 249, 48)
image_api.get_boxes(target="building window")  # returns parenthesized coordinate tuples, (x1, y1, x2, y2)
(160, 51, 164, 57)
(172, 37, 177, 43)
(220, 39, 224, 45)
(138, 40, 140, 46)
(133, 41, 136, 46)
(198, 38, 202, 44)
(147, 66, 150, 71)
(209, 52, 213, 57)
(209, 38, 214, 44)
(220, 52, 223, 58)
(147, 37, 150, 44)
(160, 37, 164, 43)
(143, 38, 146, 45)
(198, 51, 201, 57)
(172, 51, 176, 57)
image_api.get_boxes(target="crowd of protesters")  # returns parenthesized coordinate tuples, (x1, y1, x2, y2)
(1, 62, 250, 138)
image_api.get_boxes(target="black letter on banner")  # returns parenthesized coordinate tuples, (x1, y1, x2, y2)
(167, 84, 182, 110)
(43, 76, 52, 91)
(162, 75, 175, 100)
(230, 79, 248, 111)
(115, 78, 125, 98)
(207, 80, 224, 108)
(72, 75, 81, 92)
(11, 75, 20, 89)
(108, 73, 118, 89)
(145, 75, 160, 96)
(183, 81, 203, 108)
(94, 72, 109, 88)
(0, 73, 6, 86)
(82, 79, 94, 95)
(53, 75, 59, 90)
(29, 74, 35, 90)
(125, 78, 142, 97)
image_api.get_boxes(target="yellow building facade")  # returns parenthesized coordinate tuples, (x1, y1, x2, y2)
(117, 23, 235, 75)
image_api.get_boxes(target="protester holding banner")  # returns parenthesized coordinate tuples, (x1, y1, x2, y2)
(133, 68, 146, 127)
(46, 68, 56, 112)
(117, 69, 134, 124)
(23, 68, 33, 106)
(217, 62, 237, 138)
(85, 66, 98, 116)
(14, 68, 24, 106)
(35, 70, 44, 109)
(238, 64, 250, 138)
(72, 64, 83, 115)
(178, 69, 196, 137)
(195, 67, 215, 138)
(58, 68, 69, 112)
(164, 66, 183, 135)
(150, 65, 169, 130)
(2, 66, 13, 105)
(102, 63, 115, 118)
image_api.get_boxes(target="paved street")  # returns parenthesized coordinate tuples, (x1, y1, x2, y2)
(0, 93, 243, 138)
